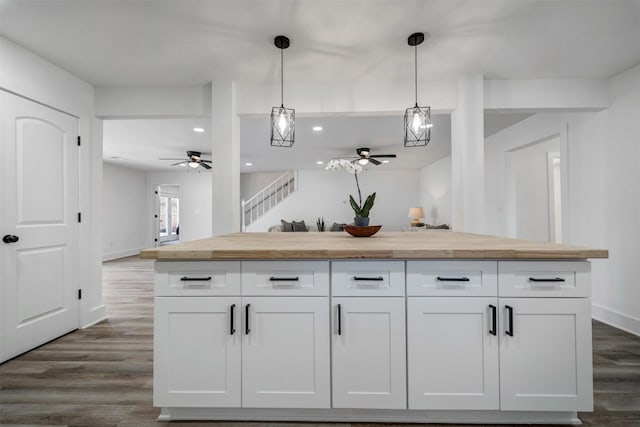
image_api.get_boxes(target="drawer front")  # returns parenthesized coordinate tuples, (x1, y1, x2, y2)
(407, 261, 497, 296)
(241, 261, 329, 296)
(498, 261, 590, 298)
(155, 261, 241, 296)
(332, 261, 405, 297)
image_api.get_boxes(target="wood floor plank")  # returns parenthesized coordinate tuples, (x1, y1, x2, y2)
(1, 255, 639, 426)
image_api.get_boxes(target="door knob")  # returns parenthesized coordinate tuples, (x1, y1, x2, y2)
(3, 235, 19, 243)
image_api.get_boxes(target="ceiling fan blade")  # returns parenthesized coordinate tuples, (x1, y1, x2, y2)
(370, 154, 397, 158)
(369, 158, 381, 165)
(160, 157, 187, 161)
(200, 162, 212, 169)
(171, 161, 187, 166)
(200, 159, 212, 163)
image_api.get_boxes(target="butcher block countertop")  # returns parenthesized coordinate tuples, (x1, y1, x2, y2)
(139, 231, 608, 260)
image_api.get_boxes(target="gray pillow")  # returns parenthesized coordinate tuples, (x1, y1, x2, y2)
(292, 220, 308, 232)
(280, 219, 294, 232)
(330, 222, 344, 232)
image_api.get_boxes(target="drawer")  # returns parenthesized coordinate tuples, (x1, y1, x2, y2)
(407, 261, 497, 296)
(498, 261, 590, 297)
(154, 261, 240, 296)
(332, 261, 405, 297)
(241, 261, 329, 296)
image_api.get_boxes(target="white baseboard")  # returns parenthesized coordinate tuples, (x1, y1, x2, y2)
(102, 247, 142, 262)
(80, 304, 106, 329)
(592, 303, 640, 337)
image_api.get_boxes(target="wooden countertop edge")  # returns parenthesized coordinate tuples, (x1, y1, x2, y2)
(139, 248, 609, 260)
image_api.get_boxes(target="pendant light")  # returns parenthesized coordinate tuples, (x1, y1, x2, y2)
(270, 35, 295, 147)
(404, 32, 433, 147)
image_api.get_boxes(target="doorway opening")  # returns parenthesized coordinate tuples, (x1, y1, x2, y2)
(156, 184, 181, 245)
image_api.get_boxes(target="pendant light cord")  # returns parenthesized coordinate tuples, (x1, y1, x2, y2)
(414, 44, 418, 107)
(280, 48, 284, 108)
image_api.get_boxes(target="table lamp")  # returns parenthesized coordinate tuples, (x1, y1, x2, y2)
(408, 207, 425, 227)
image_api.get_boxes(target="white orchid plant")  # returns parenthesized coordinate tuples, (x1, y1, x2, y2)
(325, 159, 376, 218)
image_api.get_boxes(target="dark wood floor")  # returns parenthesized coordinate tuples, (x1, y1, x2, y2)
(1, 255, 639, 427)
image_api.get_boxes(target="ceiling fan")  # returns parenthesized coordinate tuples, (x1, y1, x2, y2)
(352, 147, 397, 165)
(160, 151, 212, 169)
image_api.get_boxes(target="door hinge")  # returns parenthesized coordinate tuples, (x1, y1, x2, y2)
(77, 212, 82, 223)
(77, 136, 81, 146)
(78, 289, 82, 300)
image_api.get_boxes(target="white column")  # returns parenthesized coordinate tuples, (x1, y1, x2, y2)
(211, 80, 240, 235)
(451, 75, 485, 233)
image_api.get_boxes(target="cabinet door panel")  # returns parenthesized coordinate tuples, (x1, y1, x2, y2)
(154, 297, 241, 407)
(332, 298, 406, 409)
(407, 297, 499, 410)
(499, 298, 593, 411)
(242, 297, 330, 408)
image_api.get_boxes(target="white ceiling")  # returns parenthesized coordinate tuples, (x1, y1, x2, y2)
(3, 0, 638, 172)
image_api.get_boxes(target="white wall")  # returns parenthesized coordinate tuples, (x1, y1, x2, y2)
(246, 169, 419, 232)
(146, 171, 212, 244)
(102, 163, 147, 261)
(484, 63, 640, 335)
(0, 36, 104, 328)
(419, 156, 452, 226)
(241, 171, 285, 202)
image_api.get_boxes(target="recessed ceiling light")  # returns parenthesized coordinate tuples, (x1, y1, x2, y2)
(193, 127, 205, 133)
(316, 161, 323, 165)
(245, 162, 253, 166)
(312, 126, 323, 132)
(382, 160, 390, 164)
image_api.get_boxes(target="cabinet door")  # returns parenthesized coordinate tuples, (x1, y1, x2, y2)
(407, 297, 499, 410)
(499, 298, 593, 411)
(154, 297, 241, 407)
(242, 297, 330, 408)
(332, 297, 406, 409)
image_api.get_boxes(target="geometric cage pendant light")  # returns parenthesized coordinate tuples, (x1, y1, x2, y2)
(270, 35, 295, 147)
(404, 32, 433, 147)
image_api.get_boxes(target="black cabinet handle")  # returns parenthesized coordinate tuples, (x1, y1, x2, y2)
(337, 304, 342, 335)
(180, 276, 212, 281)
(437, 276, 470, 282)
(353, 276, 384, 281)
(505, 305, 514, 337)
(245, 304, 251, 335)
(229, 304, 236, 335)
(2, 235, 19, 244)
(269, 276, 299, 281)
(489, 304, 497, 336)
(529, 277, 565, 282)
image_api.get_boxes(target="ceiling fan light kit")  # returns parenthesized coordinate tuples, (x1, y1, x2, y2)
(270, 35, 295, 147)
(404, 32, 433, 147)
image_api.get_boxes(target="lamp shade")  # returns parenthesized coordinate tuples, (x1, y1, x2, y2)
(408, 207, 425, 219)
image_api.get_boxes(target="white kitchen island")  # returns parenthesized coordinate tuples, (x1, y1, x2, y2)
(140, 231, 608, 424)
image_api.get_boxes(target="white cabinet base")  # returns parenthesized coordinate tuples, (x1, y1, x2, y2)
(158, 407, 583, 425)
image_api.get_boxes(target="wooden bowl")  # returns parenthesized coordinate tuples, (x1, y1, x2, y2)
(343, 225, 382, 237)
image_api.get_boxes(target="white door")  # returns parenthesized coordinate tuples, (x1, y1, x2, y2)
(154, 297, 241, 407)
(407, 297, 500, 410)
(242, 297, 330, 408)
(0, 91, 79, 363)
(332, 297, 406, 409)
(499, 298, 593, 411)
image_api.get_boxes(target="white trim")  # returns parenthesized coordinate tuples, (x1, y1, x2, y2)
(158, 408, 582, 425)
(80, 306, 106, 329)
(592, 303, 640, 337)
(102, 248, 143, 262)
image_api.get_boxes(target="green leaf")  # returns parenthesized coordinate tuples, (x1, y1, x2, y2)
(349, 195, 362, 216)
(360, 192, 376, 217)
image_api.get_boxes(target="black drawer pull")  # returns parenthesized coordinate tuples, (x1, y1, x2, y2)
(529, 277, 565, 282)
(229, 304, 236, 335)
(353, 276, 384, 281)
(245, 304, 251, 335)
(337, 304, 342, 335)
(505, 305, 514, 337)
(489, 304, 497, 336)
(180, 276, 212, 281)
(269, 276, 299, 281)
(437, 276, 470, 282)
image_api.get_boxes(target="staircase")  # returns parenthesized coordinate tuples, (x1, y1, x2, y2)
(241, 170, 297, 231)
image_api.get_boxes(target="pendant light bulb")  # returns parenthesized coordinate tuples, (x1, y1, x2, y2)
(411, 111, 425, 133)
(278, 110, 291, 134)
